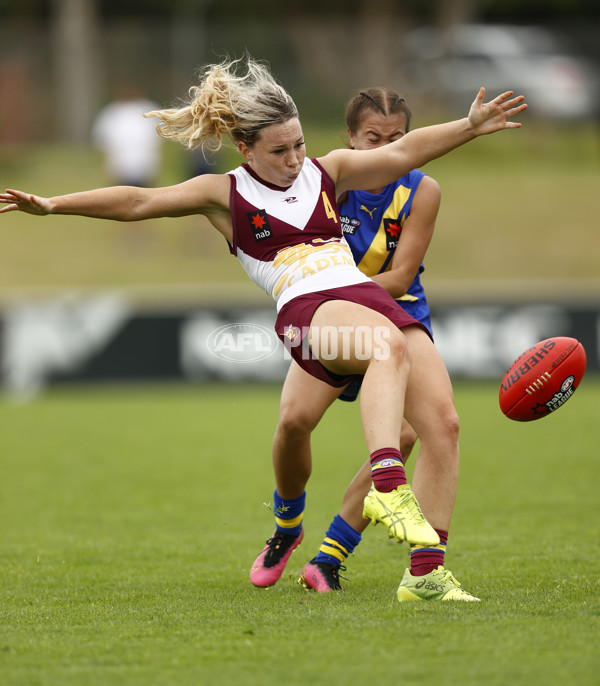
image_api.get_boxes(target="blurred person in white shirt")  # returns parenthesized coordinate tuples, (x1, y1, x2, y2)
(91, 84, 163, 251)
(92, 84, 162, 188)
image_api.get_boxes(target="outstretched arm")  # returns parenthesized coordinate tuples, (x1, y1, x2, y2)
(0, 174, 230, 222)
(322, 88, 527, 195)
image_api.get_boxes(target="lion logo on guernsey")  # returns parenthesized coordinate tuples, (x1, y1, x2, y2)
(247, 210, 272, 241)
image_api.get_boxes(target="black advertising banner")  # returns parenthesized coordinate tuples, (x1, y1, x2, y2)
(1, 296, 598, 397)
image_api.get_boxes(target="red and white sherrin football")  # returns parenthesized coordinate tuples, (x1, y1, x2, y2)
(499, 336, 587, 421)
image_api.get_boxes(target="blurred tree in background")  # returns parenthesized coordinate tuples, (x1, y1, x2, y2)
(0, 0, 598, 146)
(0, 0, 597, 295)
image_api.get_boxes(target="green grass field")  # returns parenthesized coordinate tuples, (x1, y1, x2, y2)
(1, 379, 599, 685)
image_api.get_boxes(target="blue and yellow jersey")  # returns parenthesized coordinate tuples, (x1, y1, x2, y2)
(338, 169, 432, 335)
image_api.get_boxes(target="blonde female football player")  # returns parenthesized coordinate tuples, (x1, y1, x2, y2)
(250, 88, 475, 601)
(0, 58, 526, 599)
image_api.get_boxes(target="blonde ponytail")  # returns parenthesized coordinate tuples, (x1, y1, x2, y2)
(144, 57, 298, 152)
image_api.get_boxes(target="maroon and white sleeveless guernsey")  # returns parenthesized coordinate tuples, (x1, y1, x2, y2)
(227, 158, 371, 311)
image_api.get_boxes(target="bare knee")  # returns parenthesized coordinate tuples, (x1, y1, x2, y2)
(276, 401, 320, 442)
(382, 330, 411, 371)
(414, 403, 460, 452)
(273, 402, 317, 491)
(444, 407, 460, 443)
(434, 405, 460, 450)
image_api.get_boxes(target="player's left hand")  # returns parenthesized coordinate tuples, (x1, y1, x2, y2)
(468, 88, 527, 135)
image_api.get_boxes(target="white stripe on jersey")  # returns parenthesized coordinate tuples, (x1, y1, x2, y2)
(229, 158, 322, 230)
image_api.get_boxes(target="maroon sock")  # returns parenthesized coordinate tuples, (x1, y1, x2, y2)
(410, 529, 449, 576)
(369, 447, 406, 493)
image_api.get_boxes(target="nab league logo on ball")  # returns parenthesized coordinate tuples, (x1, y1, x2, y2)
(545, 375, 576, 412)
(206, 323, 280, 363)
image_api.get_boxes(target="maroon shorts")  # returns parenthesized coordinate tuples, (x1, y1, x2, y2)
(274, 281, 430, 387)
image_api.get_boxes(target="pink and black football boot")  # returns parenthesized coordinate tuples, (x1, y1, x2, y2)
(298, 558, 345, 592)
(249, 529, 304, 587)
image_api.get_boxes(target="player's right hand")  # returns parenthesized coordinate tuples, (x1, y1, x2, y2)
(0, 189, 52, 215)
(467, 88, 527, 136)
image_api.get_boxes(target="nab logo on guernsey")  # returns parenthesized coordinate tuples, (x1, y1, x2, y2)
(383, 218, 402, 250)
(206, 323, 280, 363)
(248, 210, 272, 241)
(340, 215, 360, 235)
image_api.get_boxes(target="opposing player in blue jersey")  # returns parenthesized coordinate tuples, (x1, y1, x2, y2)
(250, 88, 477, 601)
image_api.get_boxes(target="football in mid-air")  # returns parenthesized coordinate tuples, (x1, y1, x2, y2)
(499, 336, 587, 421)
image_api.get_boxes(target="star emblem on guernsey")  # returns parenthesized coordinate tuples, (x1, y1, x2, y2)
(386, 221, 401, 237)
(383, 218, 402, 250)
(251, 213, 266, 229)
(247, 210, 272, 241)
